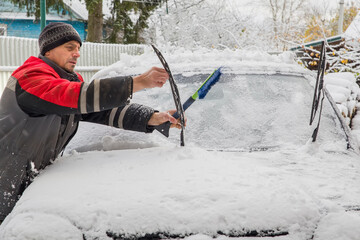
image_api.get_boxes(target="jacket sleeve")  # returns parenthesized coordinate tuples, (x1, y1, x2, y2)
(15, 66, 133, 116)
(81, 103, 156, 133)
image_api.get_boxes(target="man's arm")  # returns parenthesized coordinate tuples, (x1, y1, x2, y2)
(132, 67, 168, 92)
(81, 103, 154, 133)
(82, 105, 180, 133)
(15, 62, 169, 116)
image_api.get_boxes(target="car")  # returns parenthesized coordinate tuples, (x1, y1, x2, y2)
(1, 47, 360, 240)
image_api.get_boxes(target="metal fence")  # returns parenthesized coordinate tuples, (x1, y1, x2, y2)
(0, 36, 145, 93)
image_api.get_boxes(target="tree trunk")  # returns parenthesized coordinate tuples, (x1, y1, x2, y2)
(87, 0, 103, 42)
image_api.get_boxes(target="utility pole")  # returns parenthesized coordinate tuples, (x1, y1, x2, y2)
(40, 0, 46, 30)
(338, 0, 344, 35)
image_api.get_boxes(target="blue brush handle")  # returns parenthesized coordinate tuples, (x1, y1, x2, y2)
(155, 97, 195, 137)
(172, 97, 195, 118)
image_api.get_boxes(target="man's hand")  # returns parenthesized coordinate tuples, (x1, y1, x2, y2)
(132, 67, 169, 92)
(148, 110, 186, 129)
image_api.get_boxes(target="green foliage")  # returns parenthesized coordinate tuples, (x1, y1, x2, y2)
(105, 0, 162, 44)
(6, 0, 164, 44)
(84, 0, 102, 14)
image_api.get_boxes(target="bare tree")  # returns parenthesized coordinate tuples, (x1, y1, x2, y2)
(261, 0, 307, 50)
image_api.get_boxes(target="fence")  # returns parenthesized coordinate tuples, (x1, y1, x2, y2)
(0, 36, 145, 93)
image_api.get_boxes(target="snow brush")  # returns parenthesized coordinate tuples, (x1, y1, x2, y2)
(154, 67, 222, 138)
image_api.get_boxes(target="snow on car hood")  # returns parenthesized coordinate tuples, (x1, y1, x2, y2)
(3, 145, 359, 240)
(1, 144, 360, 240)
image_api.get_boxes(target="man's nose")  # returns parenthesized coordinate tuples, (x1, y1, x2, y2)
(73, 50, 80, 58)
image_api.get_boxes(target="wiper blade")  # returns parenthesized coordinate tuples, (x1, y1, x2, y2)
(151, 45, 186, 146)
(309, 40, 326, 142)
(107, 229, 288, 239)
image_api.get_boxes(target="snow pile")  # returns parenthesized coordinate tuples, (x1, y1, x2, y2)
(324, 72, 360, 126)
(314, 212, 360, 240)
(91, 45, 304, 81)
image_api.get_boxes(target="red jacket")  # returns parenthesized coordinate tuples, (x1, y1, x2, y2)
(14, 56, 84, 111)
(0, 55, 155, 221)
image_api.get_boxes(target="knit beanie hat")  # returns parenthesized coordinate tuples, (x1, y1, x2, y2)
(39, 22, 82, 55)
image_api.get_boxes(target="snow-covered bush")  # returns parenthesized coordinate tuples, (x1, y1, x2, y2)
(143, 1, 275, 51)
(324, 72, 360, 126)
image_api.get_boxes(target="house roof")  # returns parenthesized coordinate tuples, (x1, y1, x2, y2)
(63, 0, 112, 20)
(0, 12, 78, 21)
(343, 11, 360, 43)
(0, 0, 87, 21)
(289, 35, 343, 51)
(62, 0, 160, 21)
(62, 0, 88, 20)
(1, 0, 159, 22)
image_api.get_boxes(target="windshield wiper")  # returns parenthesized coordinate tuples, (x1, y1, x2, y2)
(151, 45, 186, 146)
(309, 40, 326, 142)
(106, 229, 289, 239)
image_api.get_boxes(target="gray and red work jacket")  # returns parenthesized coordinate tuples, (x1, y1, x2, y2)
(0, 55, 155, 221)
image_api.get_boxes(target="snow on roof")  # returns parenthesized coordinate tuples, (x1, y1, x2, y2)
(0, 0, 112, 21)
(344, 11, 360, 43)
(0, 12, 74, 21)
(63, 0, 112, 20)
(0, 0, 86, 21)
(62, 0, 88, 20)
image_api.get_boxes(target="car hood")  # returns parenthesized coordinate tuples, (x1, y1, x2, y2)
(1, 145, 359, 240)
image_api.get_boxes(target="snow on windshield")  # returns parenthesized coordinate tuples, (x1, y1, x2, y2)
(66, 71, 349, 153)
(126, 72, 348, 151)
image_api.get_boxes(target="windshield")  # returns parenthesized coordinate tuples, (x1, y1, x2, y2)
(130, 73, 348, 151)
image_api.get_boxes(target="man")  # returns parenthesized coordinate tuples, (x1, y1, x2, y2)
(0, 22, 180, 222)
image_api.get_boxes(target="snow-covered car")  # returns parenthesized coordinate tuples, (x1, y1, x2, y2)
(1, 48, 360, 240)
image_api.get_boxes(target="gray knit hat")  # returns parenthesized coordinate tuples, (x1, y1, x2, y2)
(39, 22, 82, 55)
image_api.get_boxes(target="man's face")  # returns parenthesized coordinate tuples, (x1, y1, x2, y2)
(45, 40, 81, 72)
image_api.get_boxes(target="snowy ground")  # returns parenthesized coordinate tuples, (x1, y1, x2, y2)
(1, 47, 360, 240)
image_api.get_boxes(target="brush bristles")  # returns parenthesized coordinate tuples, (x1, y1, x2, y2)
(198, 68, 222, 99)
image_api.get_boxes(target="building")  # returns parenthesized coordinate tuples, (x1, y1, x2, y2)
(0, 0, 88, 41)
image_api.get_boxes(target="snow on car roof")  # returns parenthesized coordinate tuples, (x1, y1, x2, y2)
(91, 46, 310, 81)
